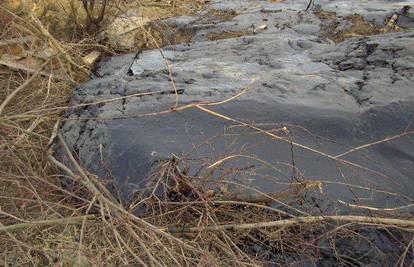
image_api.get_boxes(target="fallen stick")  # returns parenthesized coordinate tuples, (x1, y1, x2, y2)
(161, 200, 290, 217)
(166, 215, 414, 233)
(0, 215, 95, 232)
(0, 59, 70, 82)
(334, 131, 414, 158)
(0, 36, 35, 47)
(0, 60, 49, 115)
(218, 181, 322, 204)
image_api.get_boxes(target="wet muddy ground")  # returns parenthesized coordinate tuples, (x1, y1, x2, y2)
(57, 0, 414, 264)
(60, 0, 414, 211)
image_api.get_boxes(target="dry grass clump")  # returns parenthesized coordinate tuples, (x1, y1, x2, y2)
(0, 4, 92, 265)
(315, 9, 406, 43)
(0, 1, 224, 265)
(1, 1, 414, 266)
(0, 1, 174, 265)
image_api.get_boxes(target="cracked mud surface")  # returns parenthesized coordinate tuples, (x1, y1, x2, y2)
(60, 0, 414, 208)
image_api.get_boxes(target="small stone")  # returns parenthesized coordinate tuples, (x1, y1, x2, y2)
(103, 8, 151, 49)
(253, 24, 268, 34)
(83, 51, 102, 67)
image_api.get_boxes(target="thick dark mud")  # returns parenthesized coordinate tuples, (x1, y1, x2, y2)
(58, 0, 414, 264)
(60, 0, 414, 209)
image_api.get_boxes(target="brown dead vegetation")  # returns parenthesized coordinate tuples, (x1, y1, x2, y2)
(1, 1, 414, 266)
(316, 11, 405, 43)
(207, 31, 250, 41)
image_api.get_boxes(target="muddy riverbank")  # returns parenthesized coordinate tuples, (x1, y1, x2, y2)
(60, 0, 414, 209)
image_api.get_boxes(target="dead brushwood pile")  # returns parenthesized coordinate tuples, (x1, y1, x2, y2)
(1, 1, 414, 266)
